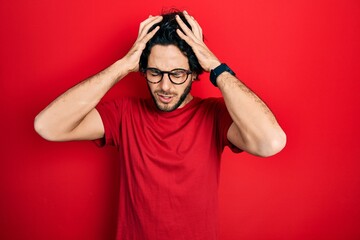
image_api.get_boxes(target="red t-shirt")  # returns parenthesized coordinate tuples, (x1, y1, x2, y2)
(96, 97, 241, 240)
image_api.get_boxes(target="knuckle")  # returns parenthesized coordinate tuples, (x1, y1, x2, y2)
(138, 41, 147, 49)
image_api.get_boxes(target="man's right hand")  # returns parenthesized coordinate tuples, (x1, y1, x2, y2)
(123, 15, 162, 73)
(34, 15, 163, 142)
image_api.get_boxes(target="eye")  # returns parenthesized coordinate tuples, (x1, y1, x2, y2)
(170, 70, 186, 78)
(147, 69, 161, 76)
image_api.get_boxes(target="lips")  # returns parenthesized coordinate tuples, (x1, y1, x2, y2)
(157, 93, 173, 103)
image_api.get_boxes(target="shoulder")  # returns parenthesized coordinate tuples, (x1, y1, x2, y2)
(202, 97, 224, 104)
(98, 96, 148, 108)
(96, 97, 147, 118)
(195, 97, 226, 110)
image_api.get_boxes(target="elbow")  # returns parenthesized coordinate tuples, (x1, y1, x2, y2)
(34, 115, 47, 140)
(257, 130, 287, 158)
(34, 115, 56, 141)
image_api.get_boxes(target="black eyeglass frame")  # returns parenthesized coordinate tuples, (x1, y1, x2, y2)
(143, 68, 193, 85)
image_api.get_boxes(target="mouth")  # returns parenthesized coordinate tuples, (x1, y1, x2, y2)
(157, 93, 174, 104)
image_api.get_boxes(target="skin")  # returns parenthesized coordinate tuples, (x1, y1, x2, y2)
(175, 11, 286, 157)
(34, 11, 286, 157)
(146, 45, 195, 112)
(34, 15, 163, 141)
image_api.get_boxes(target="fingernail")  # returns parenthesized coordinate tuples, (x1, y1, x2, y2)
(184, 10, 188, 14)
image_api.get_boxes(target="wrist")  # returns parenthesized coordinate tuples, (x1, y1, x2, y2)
(104, 59, 131, 84)
(115, 58, 134, 75)
(209, 63, 236, 87)
(119, 54, 140, 73)
(208, 61, 222, 71)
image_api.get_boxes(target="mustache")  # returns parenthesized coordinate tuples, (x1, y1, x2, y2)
(154, 90, 177, 96)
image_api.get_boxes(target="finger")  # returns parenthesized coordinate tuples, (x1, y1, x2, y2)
(138, 15, 162, 36)
(176, 14, 202, 41)
(176, 28, 196, 47)
(183, 10, 197, 27)
(182, 11, 203, 39)
(139, 15, 160, 28)
(141, 26, 160, 44)
(175, 15, 196, 40)
(138, 16, 162, 38)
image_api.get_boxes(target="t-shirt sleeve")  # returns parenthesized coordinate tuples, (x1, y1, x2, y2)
(93, 98, 126, 147)
(214, 98, 243, 153)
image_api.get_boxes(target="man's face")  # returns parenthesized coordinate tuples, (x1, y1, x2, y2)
(146, 44, 194, 112)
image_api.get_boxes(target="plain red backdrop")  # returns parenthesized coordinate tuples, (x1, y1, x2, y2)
(1, 0, 359, 239)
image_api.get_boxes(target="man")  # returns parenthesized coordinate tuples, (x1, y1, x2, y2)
(34, 10, 286, 240)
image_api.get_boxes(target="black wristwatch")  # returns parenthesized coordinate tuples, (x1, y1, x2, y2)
(210, 63, 236, 87)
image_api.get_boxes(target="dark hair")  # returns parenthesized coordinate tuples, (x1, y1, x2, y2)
(139, 10, 203, 77)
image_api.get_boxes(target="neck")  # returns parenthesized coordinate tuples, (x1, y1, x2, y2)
(179, 94, 193, 108)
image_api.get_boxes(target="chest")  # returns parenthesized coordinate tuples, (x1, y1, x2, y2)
(119, 107, 220, 162)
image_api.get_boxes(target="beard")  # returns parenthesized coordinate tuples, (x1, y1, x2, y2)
(149, 80, 193, 112)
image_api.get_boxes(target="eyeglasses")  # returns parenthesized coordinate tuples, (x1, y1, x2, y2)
(143, 68, 193, 85)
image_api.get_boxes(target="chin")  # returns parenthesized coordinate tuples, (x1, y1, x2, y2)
(149, 80, 193, 112)
(155, 101, 178, 112)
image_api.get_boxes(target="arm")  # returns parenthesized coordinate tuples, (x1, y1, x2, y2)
(217, 72, 286, 157)
(34, 15, 163, 141)
(176, 11, 286, 157)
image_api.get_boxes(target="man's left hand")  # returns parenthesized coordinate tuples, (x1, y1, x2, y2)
(175, 11, 221, 72)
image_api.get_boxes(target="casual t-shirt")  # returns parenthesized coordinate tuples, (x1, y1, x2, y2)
(95, 96, 241, 240)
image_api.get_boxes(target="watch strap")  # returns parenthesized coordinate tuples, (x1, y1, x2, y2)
(210, 63, 235, 87)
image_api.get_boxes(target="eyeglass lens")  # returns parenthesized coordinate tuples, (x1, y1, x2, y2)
(145, 68, 191, 84)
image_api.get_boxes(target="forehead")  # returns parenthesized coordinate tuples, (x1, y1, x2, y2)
(147, 44, 189, 70)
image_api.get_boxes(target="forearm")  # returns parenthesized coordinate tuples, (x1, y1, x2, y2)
(174, 11, 286, 156)
(34, 58, 129, 140)
(217, 72, 286, 156)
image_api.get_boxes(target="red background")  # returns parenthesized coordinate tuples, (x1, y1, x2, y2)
(1, 0, 359, 239)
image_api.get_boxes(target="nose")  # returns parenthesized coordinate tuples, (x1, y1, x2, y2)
(159, 73, 172, 92)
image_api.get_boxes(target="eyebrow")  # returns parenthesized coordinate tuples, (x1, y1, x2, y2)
(146, 67, 190, 71)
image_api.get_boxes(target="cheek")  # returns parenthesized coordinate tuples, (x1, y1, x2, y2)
(146, 83, 156, 96)
(147, 83, 156, 92)
(179, 86, 187, 94)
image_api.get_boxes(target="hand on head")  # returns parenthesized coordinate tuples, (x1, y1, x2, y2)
(175, 11, 221, 72)
(124, 15, 163, 72)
